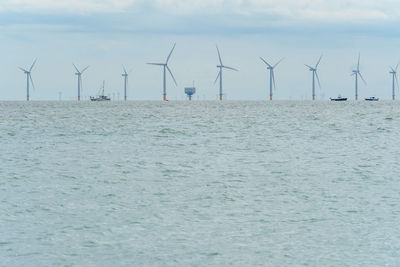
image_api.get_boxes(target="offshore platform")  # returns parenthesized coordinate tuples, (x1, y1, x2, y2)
(184, 83, 196, 100)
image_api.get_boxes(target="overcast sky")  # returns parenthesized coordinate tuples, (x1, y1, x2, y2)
(2, 0, 400, 100)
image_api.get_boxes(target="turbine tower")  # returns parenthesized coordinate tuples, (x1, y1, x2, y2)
(352, 54, 366, 100)
(122, 65, 132, 101)
(390, 64, 399, 100)
(18, 59, 37, 101)
(260, 57, 284, 100)
(73, 64, 89, 101)
(214, 45, 238, 101)
(305, 55, 322, 101)
(147, 43, 177, 101)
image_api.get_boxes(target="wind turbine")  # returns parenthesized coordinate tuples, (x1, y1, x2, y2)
(352, 54, 366, 100)
(214, 45, 238, 101)
(19, 59, 37, 101)
(122, 65, 132, 101)
(260, 57, 284, 100)
(73, 64, 89, 101)
(305, 55, 322, 101)
(390, 63, 399, 100)
(147, 43, 177, 101)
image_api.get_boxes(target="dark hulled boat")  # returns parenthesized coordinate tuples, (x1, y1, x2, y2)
(330, 95, 347, 101)
(365, 97, 379, 101)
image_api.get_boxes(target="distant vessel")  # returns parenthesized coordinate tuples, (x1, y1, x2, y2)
(330, 95, 347, 101)
(365, 97, 379, 101)
(90, 81, 111, 102)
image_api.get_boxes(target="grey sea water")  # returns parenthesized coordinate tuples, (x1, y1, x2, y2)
(1, 101, 400, 266)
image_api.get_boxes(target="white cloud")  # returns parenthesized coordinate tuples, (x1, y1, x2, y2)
(0, 0, 138, 14)
(0, 0, 399, 21)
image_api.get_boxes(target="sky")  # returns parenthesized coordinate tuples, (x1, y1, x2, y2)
(2, 0, 400, 100)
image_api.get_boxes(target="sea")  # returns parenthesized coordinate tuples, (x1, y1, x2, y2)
(1, 101, 400, 266)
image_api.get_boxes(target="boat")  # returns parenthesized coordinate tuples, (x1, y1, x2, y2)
(330, 95, 347, 101)
(90, 81, 111, 102)
(365, 97, 379, 101)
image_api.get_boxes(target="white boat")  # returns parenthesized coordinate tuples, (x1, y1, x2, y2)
(90, 81, 111, 102)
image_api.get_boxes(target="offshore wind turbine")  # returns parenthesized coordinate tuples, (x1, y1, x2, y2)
(122, 65, 132, 101)
(352, 54, 366, 100)
(390, 63, 399, 100)
(214, 45, 238, 101)
(260, 57, 284, 100)
(73, 64, 89, 101)
(147, 43, 177, 101)
(18, 59, 37, 101)
(305, 55, 322, 101)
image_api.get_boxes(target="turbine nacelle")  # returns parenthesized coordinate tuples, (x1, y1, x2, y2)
(390, 64, 398, 74)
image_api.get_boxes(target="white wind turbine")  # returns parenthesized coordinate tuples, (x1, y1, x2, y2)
(389, 63, 399, 100)
(352, 54, 366, 100)
(147, 43, 177, 101)
(260, 57, 284, 100)
(73, 64, 89, 101)
(122, 65, 132, 101)
(214, 45, 238, 101)
(19, 59, 37, 101)
(305, 55, 322, 101)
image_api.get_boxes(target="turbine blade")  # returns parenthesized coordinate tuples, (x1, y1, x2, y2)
(73, 63, 79, 73)
(19, 67, 28, 72)
(214, 72, 220, 85)
(395, 74, 399, 90)
(315, 71, 321, 89)
(260, 57, 272, 68)
(29, 58, 37, 72)
(359, 72, 367, 85)
(391, 67, 395, 73)
(315, 54, 323, 69)
(122, 65, 127, 75)
(272, 70, 276, 89)
(166, 66, 177, 86)
(273, 58, 284, 68)
(147, 63, 164, 66)
(29, 74, 35, 90)
(81, 66, 89, 74)
(396, 62, 399, 72)
(222, 65, 238, 71)
(305, 64, 313, 69)
(166, 43, 176, 64)
(216, 45, 223, 65)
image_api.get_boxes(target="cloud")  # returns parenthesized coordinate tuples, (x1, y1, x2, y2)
(0, 0, 138, 14)
(0, 0, 399, 22)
